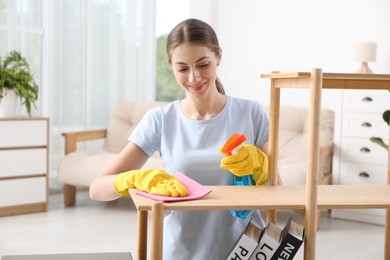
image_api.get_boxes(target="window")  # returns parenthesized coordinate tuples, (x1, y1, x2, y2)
(155, 0, 189, 102)
(48, 0, 157, 174)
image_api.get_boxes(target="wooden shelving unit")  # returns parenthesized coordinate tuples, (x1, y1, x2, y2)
(261, 70, 390, 260)
(129, 69, 390, 260)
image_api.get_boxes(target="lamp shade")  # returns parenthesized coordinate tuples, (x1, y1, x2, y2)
(355, 42, 377, 62)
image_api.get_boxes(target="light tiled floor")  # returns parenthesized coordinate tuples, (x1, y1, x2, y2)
(0, 190, 138, 258)
(0, 189, 386, 259)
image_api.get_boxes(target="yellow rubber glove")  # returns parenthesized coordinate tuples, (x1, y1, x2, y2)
(220, 144, 268, 186)
(114, 169, 189, 197)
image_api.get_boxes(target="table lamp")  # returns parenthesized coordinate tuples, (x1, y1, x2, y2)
(355, 42, 376, 74)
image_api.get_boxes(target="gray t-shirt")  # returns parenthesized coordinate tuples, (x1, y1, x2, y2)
(129, 95, 269, 259)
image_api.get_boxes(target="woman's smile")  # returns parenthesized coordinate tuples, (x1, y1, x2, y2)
(188, 81, 207, 92)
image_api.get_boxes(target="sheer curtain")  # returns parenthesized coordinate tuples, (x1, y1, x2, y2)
(47, 0, 156, 175)
(0, 0, 157, 176)
(0, 0, 44, 115)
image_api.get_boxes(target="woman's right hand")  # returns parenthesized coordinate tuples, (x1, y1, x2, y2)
(114, 169, 189, 197)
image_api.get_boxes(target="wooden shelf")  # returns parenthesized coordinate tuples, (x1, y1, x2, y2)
(130, 186, 307, 211)
(263, 70, 390, 260)
(261, 72, 390, 90)
(131, 184, 390, 211)
(130, 183, 390, 260)
(129, 70, 390, 260)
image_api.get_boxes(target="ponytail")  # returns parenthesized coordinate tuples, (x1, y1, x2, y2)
(216, 77, 225, 95)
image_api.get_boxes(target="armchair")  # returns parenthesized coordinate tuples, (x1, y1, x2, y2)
(58, 100, 167, 206)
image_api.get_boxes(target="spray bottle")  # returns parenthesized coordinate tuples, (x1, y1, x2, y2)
(220, 133, 254, 219)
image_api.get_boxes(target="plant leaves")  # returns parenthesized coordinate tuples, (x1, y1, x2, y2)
(369, 137, 389, 150)
(383, 110, 389, 125)
(0, 50, 38, 116)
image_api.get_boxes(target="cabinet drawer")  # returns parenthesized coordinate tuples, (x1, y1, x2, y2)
(341, 112, 389, 138)
(0, 177, 46, 207)
(343, 90, 390, 113)
(340, 137, 388, 164)
(0, 119, 48, 148)
(0, 149, 47, 178)
(339, 162, 387, 185)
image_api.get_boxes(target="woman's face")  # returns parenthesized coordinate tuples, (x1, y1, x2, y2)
(170, 43, 221, 98)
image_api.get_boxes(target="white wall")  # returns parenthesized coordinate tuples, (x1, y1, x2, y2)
(191, 0, 390, 109)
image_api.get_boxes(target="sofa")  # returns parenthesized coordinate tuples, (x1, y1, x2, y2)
(58, 100, 334, 206)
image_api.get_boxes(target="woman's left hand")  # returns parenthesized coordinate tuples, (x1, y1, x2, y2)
(220, 144, 268, 185)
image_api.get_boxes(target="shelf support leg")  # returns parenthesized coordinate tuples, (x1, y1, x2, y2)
(304, 68, 322, 260)
(151, 202, 164, 260)
(137, 210, 148, 260)
(267, 76, 281, 224)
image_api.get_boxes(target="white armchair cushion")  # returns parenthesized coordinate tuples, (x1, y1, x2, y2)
(58, 150, 116, 187)
(103, 100, 168, 153)
(58, 100, 167, 188)
(58, 150, 165, 187)
(264, 106, 335, 185)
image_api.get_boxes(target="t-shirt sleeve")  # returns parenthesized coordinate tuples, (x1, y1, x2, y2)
(254, 103, 269, 147)
(128, 108, 162, 157)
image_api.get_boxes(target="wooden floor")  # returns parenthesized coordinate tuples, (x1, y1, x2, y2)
(0, 188, 386, 260)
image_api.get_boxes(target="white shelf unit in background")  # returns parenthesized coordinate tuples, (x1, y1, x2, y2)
(332, 89, 390, 224)
(0, 117, 49, 216)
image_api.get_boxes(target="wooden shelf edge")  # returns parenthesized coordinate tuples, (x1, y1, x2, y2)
(0, 117, 49, 121)
(261, 72, 390, 80)
(261, 72, 311, 79)
(318, 185, 390, 209)
(0, 202, 47, 217)
(130, 184, 390, 211)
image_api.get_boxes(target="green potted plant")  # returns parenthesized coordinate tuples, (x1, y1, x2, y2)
(0, 50, 39, 116)
(370, 90, 389, 150)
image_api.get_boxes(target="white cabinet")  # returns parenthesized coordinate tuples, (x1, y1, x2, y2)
(0, 118, 49, 216)
(332, 90, 389, 225)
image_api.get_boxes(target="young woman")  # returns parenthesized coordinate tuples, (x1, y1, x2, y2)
(89, 18, 270, 259)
